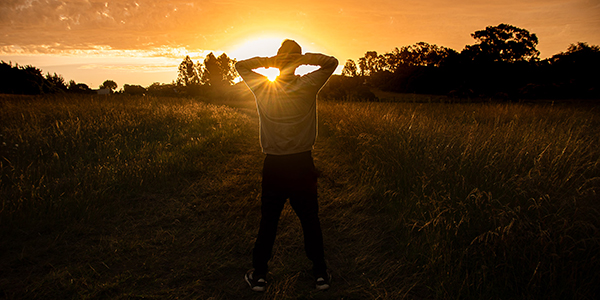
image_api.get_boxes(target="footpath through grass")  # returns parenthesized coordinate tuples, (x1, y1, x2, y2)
(1, 94, 599, 299)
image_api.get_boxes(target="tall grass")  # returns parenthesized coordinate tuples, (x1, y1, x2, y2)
(1, 94, 264, 299)
(317, 100, 600, 298)
(1, 94, 598, 299)
(1, 95, 253, 228)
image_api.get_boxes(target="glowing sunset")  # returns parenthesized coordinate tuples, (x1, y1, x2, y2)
(1, 0, 599, 87)
(2, 1, 600, 299)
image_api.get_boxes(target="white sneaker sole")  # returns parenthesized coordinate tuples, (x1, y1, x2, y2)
(245, 273, 266, 292)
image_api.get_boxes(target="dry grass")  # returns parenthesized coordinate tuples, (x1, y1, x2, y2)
(1, 94, 599, 299)
(317, 100, 600, 299)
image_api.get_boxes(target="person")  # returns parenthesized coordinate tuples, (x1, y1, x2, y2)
(235, 39, 338, 292)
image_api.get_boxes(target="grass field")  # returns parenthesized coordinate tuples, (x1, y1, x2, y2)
(1, 94, 599, 299)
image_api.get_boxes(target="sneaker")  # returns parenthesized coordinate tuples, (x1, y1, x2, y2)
(245, 269, 267, 292)
(315, 270, 331, 290)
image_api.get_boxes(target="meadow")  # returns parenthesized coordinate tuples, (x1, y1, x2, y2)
(1, 94, 599, 299)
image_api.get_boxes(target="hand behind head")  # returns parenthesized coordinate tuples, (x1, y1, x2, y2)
(274, 53, 303, 70)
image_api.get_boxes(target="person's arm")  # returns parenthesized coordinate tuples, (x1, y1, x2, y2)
(299, 53, 339, 87)
(235, 57, 274, 89)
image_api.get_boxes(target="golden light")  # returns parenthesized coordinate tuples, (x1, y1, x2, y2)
(228, 36, 283, 60)
(259, 68, 280, 82)
(228, 35, 322, 80)
(228, 36, 284, 81)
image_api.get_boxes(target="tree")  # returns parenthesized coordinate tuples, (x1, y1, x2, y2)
(549, 42, 600, 66)
(200, 52, 237, 87)
(546, 42, 600, 98)
(201, 52, 218, 86)
(216, 53, 238, 85)
(68, 81, 93, 94)
(358, 51, 379, 76)
(375, 42, 458, 71)
(463, 23, 540, 63)
(177, 55, 200, 86)
(400, 42, 457, 67)
(382, 49, 402, 72)
(123, 84, 147, 95)
(45, 73, 68, 93)
(100, 80, 118, 92)
(68, 80, 77, 90)
(0, 62, 45, 94)
(147, 82, 178, 96)
(341, 59, 358, 77)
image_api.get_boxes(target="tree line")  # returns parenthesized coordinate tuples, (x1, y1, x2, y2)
(0, 50, 239, 98)
(321, 24, 600, 101)
(174, 52, 238, 97)
(2, 23, 599, 101)
(0, 62, 152, 96)
(0, 62, 73, 95)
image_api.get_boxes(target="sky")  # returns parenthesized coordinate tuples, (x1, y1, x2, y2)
(1, 0, 599, 88)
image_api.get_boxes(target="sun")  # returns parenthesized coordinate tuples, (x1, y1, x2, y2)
(228, 36, 284, 81)
(228, 36, 283, 60)
(227, 35, 321, 81)
(262, 69, 280, 82)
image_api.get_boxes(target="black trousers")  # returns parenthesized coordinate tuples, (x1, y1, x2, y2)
(252, 151, 327, 278)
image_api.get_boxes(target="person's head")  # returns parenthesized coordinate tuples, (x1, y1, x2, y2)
(277, 39, 302, 56)
(277, 39, 302, 74)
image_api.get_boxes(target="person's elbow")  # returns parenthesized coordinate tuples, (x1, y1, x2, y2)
(325, 56, 339, 70)
(234, 61, 244, 72)
(323, 57, 338, 73)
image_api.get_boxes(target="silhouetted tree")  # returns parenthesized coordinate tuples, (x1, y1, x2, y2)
(549, 42, 600, 66)
(382, 49, 402, 72)
(100, 80, 118, 93)
(67, 80, 77, 90)
(462, 23, 540, 63)
(398, 42, 458, 67)
(201, 52, 237, 87)
(350, 43, 459, 95)
(201, 52, 218, 86)
(44, 73, 68, 93)
(123, 84, 147, 95)
(67, 81, 94, 94)
(357, 51, 379, 76)
(341, 59, 358, 77)
(216, 53, 238, 85)
(147, 82, 178, 96)
(544, 42, 600, 98)
(177, 55, 200, 86)
(0, 62, 46, 94)
(22, 65, 45, 94)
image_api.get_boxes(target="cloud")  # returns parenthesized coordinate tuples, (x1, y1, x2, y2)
(79, 63, 178, 73)
(1, 0, 222, 51)
(1, 0, 598, 61)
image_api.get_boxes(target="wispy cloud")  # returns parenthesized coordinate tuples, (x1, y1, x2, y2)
(1, 0, 598, 85)
(78, 63, 178, 73)
(1, 0, 221, 52)
(0, 44, 217, 62)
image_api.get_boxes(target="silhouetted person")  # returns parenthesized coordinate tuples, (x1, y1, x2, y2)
(235, 39, 338, 292)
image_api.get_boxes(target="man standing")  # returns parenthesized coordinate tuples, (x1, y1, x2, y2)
(235, 39, 338, 292)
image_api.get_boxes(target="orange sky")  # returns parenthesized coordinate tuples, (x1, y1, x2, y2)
(1, 0, 599, 88)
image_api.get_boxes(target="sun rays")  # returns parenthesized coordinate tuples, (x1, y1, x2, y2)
(227, 35, 323, 81)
